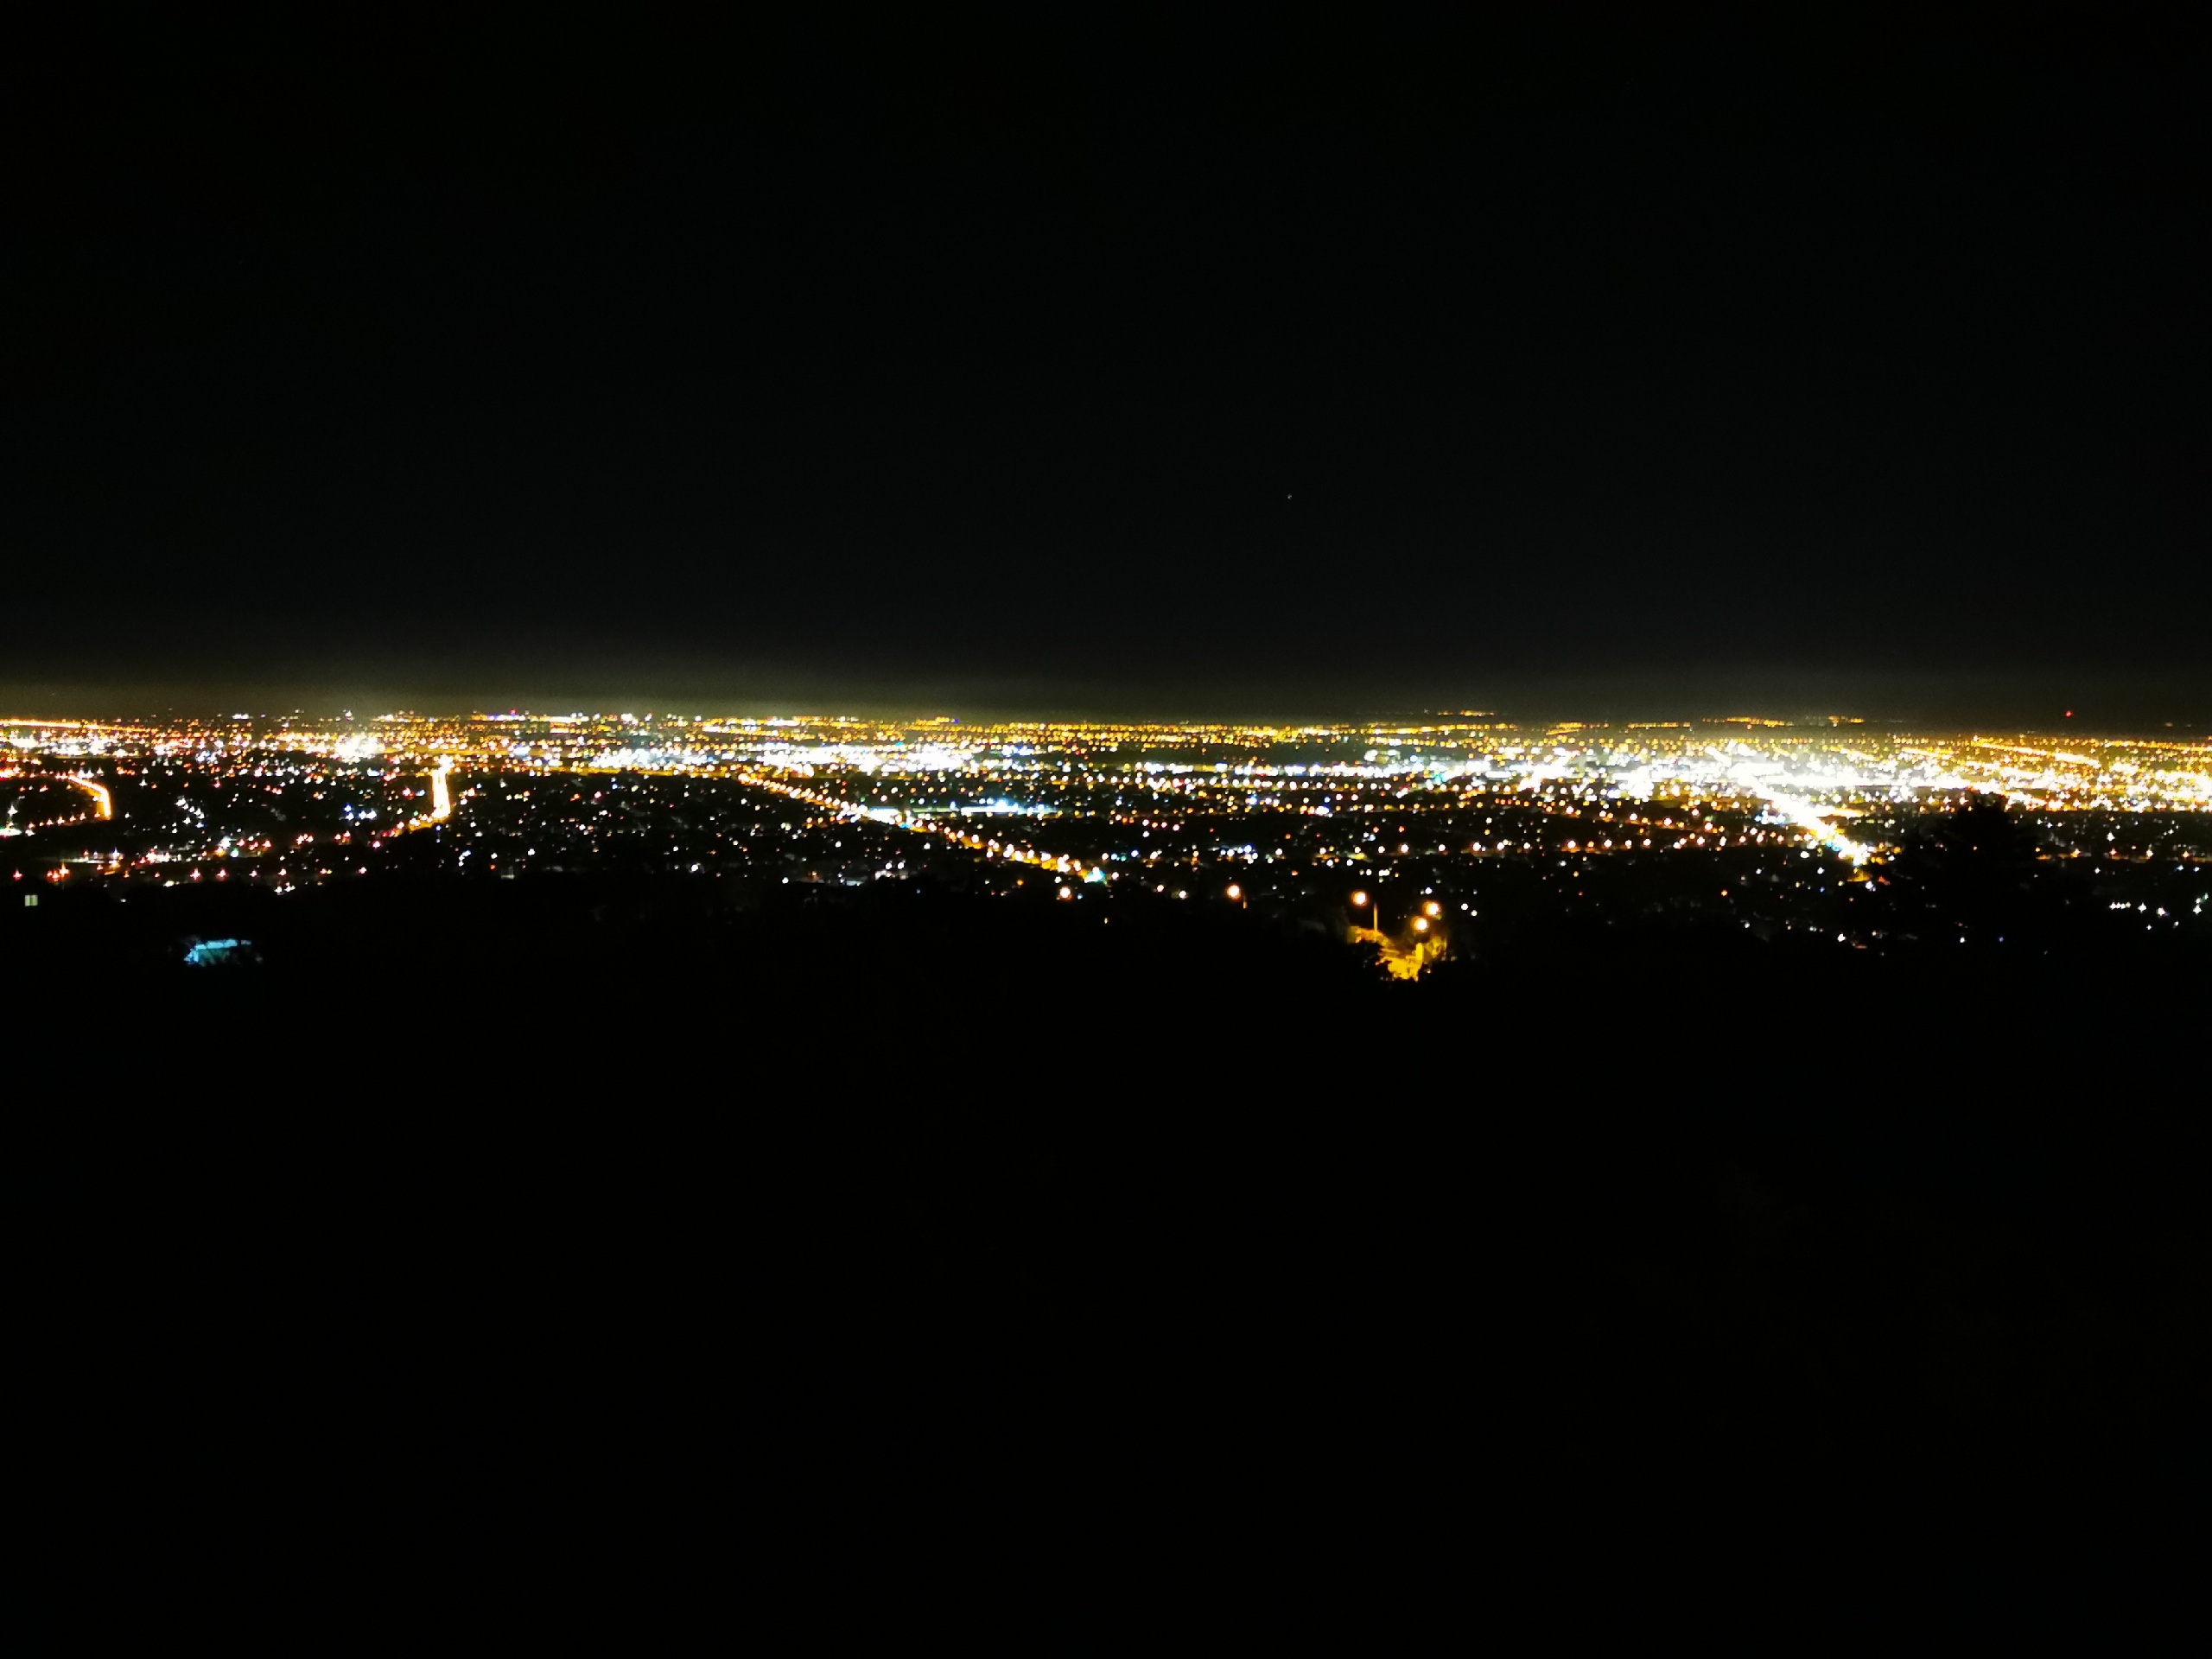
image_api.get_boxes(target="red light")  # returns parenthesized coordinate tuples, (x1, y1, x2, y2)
(2065, 709, 2073, 718)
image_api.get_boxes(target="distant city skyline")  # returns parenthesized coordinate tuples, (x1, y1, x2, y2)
(3, 675, 2205, 734)
(10, 708, 2202, 974)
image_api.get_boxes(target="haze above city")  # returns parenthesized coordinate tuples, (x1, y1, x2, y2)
(5, 14, 2200, 726)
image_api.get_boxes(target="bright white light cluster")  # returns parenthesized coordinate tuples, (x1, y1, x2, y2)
(752, 741, 977, 773)
(588, 747, 709, 771)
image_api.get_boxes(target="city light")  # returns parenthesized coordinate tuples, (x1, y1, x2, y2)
(0, 709, 2199, 978)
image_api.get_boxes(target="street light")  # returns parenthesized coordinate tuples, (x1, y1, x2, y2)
(1351, 890, 1377, 932)
(1226, 883, 1242, 900)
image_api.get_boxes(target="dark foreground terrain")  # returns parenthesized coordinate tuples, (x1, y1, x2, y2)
(16, 873, 2205, 1637)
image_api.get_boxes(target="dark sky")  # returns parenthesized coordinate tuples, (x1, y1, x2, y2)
(4, 10, 2203, 721)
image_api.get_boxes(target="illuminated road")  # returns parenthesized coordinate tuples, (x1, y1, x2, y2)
(731, 766, 1112, 886)
(387, 757, 456, 836)
(67, 774, 113, 819)
(1707, 749, 1870, 863)
(1, 772, 111, 836)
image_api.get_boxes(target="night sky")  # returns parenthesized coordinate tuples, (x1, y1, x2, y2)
(5, 11, 2202, 721)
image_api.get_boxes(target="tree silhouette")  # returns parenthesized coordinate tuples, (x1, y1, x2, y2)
(1874, 794, 2075, 950)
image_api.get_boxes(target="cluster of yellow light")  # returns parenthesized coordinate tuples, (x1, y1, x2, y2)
(67, 775, 113, 818)
(383, 758, 458, 838)
(1929, 737, 2212, 813)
